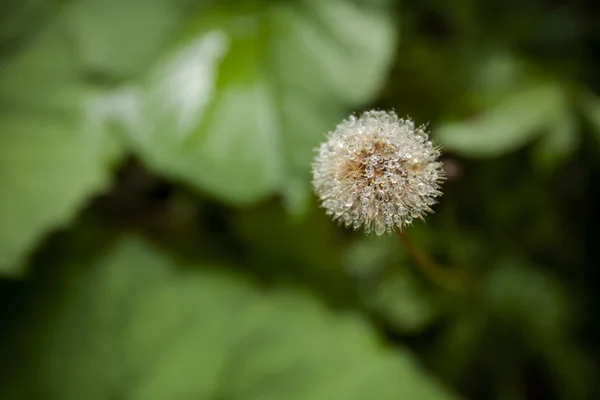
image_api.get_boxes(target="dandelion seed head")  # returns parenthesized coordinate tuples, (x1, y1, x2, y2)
(312, 110, 445, 235)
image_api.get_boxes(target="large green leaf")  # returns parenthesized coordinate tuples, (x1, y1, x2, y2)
(121, 0, 396, 206)
(63, 0, 195, 79)
(3, 237, 460, 400)
(0, 18, 123, 275)
(0, 0, 54, 57)
(435, 82, 566, 157)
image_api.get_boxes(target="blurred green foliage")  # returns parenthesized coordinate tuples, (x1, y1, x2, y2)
(1, 0, 599, 399)
(2, 237, 459, 399)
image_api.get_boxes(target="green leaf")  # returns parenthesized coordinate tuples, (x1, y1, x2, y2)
(435, 82, 566, 157)
(3, 237, 460, 400)
(122, 0, 396, 204)
(0, 19, 122, 275)
(532, 104, 578, 169)
(0, 0, 54, 56)
(63, 0, 193, 79)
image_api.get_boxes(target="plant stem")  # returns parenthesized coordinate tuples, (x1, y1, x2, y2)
(396, 230, 474, 293)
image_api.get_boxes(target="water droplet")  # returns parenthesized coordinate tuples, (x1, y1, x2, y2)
(374, 220, 386, 236)
(343, 213, 352, 225)
(365, 165, 374, 178)
(362, 185, 372, 197)
(345, 197, 354, 207)
(361, 197, 370, 208)
(393, 214, 403, 225)
(381, 202, 392, 214)
(416, 130, 428, 142)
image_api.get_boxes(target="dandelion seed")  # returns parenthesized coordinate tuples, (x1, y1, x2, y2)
(312, 110, 445, 235)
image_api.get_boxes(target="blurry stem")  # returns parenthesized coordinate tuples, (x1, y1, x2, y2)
(396, 231, 475, 293)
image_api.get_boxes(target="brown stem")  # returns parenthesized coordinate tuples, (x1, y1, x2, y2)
(396, 230, 474, 293)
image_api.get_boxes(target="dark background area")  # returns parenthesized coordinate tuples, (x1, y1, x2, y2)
(1, 0, 599, 399)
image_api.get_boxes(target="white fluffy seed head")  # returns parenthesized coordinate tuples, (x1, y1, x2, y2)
(312, 110, 445, 235)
